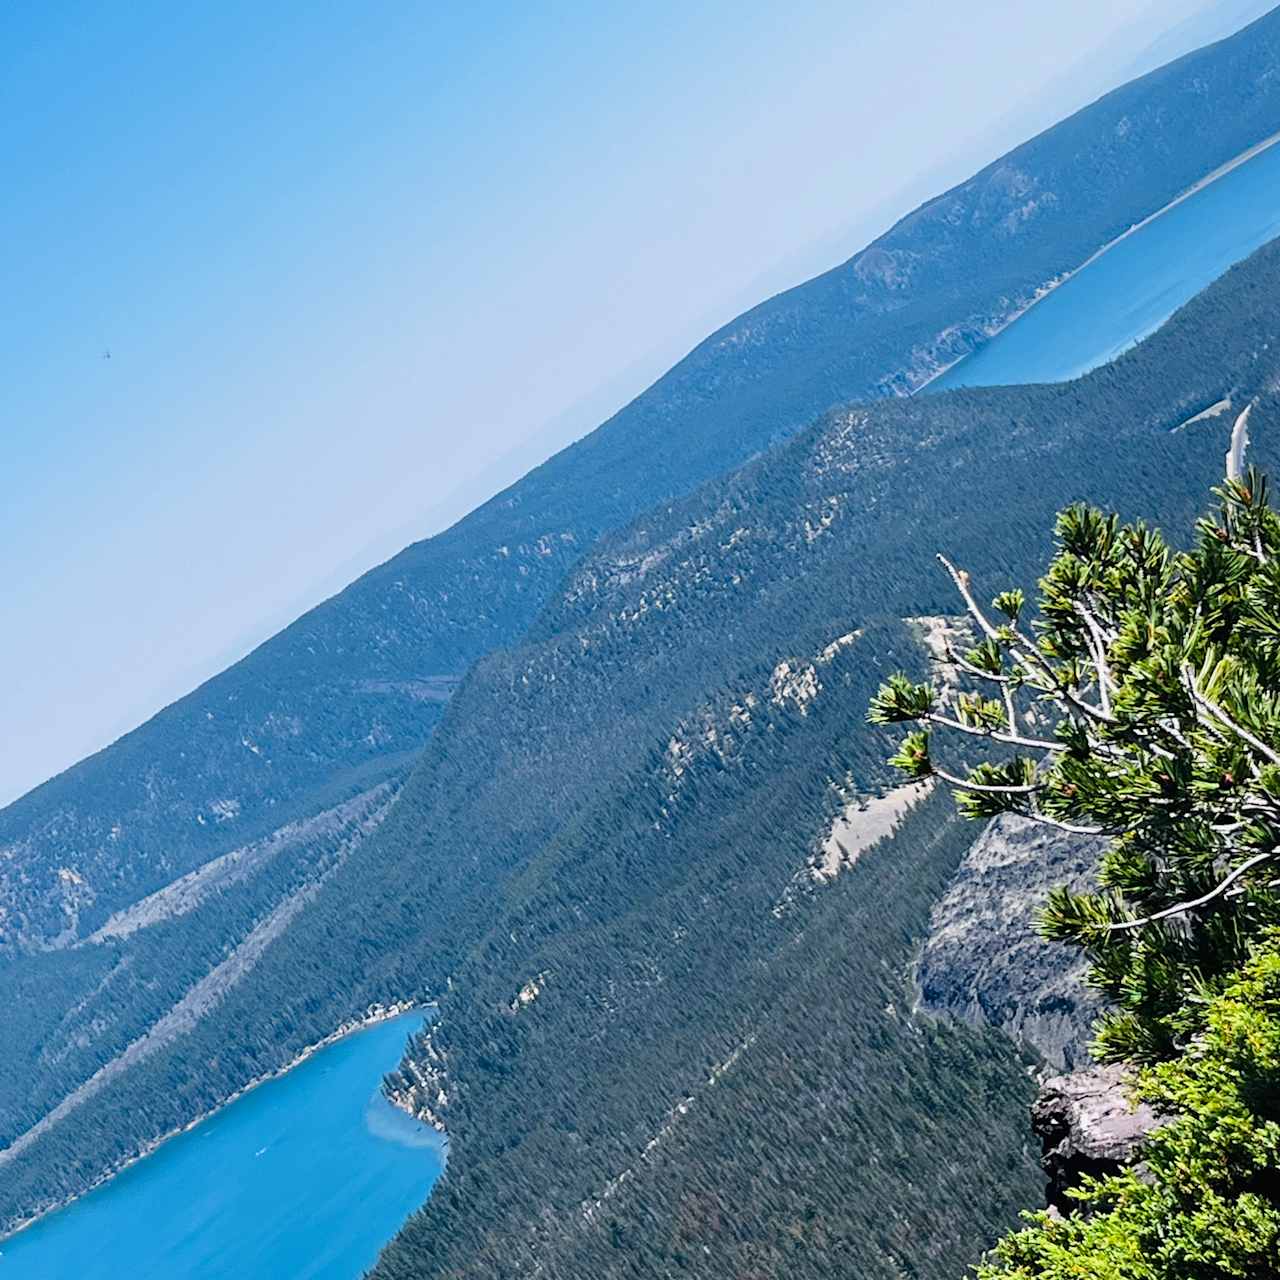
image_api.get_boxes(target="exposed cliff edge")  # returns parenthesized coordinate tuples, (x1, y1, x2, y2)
(916, 815, 1105, 1070)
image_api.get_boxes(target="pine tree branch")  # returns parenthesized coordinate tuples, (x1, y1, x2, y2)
(1102, 849, 1276, 932)
(923, 713, 1059, 753)
(1002, 684, 1020, 737)
(937, 554, 1001, 642)
(943, 645, 1017, 685)
(1182, 664, 1280, 768)
(1075, 601, 1114, 716)
(1148, 717, 1193, 755)
(1082, 589, 1121, 643)
(1022, 812, 1108, 836)
(1225, 403, 1252, 484)
(936, 554, 1113, 724)
(931, 766, 1041, 795)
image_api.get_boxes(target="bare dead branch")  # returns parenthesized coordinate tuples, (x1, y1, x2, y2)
(936, 554, 1001, 642)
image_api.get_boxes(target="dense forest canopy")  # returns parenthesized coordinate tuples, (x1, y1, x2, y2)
(7, 235, 1280, 1275)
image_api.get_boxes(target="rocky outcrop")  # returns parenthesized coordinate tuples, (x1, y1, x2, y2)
(917, 814, 1105, 1069)
(1032, 1064, 1160, 1212)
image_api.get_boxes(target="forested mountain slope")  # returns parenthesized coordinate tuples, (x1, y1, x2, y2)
(7, 235, 1280, 1270)
(2, 21, 1277, 1242)
(6, 6, 1280, 960)
(368, 244, 1280, 1279)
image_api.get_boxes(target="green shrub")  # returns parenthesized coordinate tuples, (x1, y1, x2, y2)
(979, 934, 1280, 1279)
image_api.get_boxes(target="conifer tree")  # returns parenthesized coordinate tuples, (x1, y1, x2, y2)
(978, 936, 1280, 1278)
(870, 468, 1280, 1062)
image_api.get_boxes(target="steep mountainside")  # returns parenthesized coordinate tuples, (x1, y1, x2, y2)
(334, 246, 1280, 1278)
(7, 238, 1280, 1272)
(4, 24, 1280, 1242)
(7, 7, 1280, 959)
(8, 14, 1280, 1265)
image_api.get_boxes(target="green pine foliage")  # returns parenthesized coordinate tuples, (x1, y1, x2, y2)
(870, 474, 1280, 1064)
(978, 933, 1280, 1279)
(872, 475, 1280, 1278)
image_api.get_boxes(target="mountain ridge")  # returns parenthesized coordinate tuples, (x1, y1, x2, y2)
(9, 5, 1280, 955)
(7, 230, 1280, 1263)
(8, 9, 1280, 1254)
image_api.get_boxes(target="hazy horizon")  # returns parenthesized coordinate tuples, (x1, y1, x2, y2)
(2, 0, 1269, 806)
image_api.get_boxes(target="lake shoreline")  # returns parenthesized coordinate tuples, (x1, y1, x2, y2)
(914, 125, 1280, 393)
(0, 1001, 427, 1246)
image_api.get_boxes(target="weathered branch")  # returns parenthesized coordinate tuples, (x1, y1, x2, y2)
(1022, 812, 1108, 836)
(936, 554, 1113, 725)
(1075, 600, 1114, 716)
(1002, 683, 1020, 737)
(1183, 664, 1280, 768)
(931, 765, 1041, 795)
(1102, 848, 1276, 932)
(924, 712, 1059, 753)
(943, 645, 1017, 685)
(1082, 589, 1120, 644)
(937, 554, 1000, 642)
(1225, 403, 1252, 483)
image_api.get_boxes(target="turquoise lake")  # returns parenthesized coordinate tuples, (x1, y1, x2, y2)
(6, 131, 1280, 1280)
(931, 137, 1280, 390)
(0, 1015, 444, 1279)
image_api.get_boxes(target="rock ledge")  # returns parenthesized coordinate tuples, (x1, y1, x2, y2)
(1032, 1063, 1160, 1212)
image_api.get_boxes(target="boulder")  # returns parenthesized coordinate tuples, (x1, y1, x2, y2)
(1032, 1063, 1161, 1212)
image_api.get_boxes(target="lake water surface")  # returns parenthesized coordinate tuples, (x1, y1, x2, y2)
(931, 136, 1280, 390)
(0, 1015, 443, 1279)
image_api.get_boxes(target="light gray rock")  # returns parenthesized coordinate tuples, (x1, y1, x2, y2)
(917, 814, 1105, 1069)
(1032, 1063, 1161, 1212)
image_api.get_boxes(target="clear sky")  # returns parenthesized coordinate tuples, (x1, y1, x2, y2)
(1, 0, 1268, 806)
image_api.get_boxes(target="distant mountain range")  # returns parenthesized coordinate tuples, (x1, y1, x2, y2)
(5, 7, 1280, 1271)
(8, 7, 1280, 959)
(1123, 0, 1278, 81)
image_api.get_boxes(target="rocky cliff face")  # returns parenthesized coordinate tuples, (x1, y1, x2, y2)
(919, 817, 1167, 1216)
(916, 815, 1105, 1070)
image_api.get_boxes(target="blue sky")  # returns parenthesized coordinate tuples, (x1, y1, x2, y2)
(1, 0, 1267, 805)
